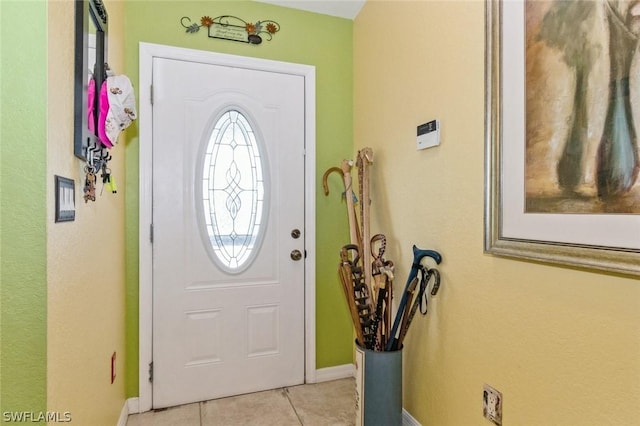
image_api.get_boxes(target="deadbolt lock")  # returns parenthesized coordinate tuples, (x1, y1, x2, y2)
(291, 229, 301, 239)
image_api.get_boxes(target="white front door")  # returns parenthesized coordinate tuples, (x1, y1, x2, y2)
(151, 55, 306, 408)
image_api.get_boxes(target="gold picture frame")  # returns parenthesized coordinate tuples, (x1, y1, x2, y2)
(484, 0, 640, 277)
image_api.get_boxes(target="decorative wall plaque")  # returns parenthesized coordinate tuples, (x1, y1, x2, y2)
(181, 15, 280, 45)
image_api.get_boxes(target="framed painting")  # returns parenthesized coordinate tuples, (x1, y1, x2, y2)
(484, 0, 640, 276)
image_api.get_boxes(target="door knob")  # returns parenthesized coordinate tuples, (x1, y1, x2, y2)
(291, 229, 301, 239)
(290, 249, 302, 261)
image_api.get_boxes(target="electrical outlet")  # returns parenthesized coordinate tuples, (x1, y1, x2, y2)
(483, 384, 502, 425)
(111, 352, 116, 384)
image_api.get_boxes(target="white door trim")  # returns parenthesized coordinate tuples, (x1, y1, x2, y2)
(138, 42, 316, 412)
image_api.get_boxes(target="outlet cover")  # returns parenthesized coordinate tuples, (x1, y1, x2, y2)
(483, 384, 502, 425)
(111, 352, 116, 384)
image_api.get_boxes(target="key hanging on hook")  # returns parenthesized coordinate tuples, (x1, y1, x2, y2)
(83, 168, 97, 203)
(100, 165, 117, 194)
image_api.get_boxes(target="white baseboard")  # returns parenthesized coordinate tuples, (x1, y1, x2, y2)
(314, 363, 355, 382)
(116, 400, 129, 426)
(127, 397, 140, 414)
(116, 397, 140, 425)
(402, 408, 422, 426)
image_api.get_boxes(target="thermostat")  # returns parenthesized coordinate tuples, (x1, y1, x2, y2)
(417, 119, 440, 150)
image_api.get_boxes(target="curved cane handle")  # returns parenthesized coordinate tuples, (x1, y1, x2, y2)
(322, 166, 343, 196)
(412, 245, 442, 265)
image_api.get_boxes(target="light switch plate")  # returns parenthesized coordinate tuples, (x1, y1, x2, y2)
(417, 119, 440, 150)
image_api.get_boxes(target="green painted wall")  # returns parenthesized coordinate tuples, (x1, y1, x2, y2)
(124, 1, 354, 396)
(0, 0, 48, 418)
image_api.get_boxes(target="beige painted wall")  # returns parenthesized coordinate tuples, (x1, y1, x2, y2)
(354, 1, 640, 425)
(47, 0, 126, 423)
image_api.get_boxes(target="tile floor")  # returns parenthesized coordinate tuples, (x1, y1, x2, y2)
(127, 378, 356, 426)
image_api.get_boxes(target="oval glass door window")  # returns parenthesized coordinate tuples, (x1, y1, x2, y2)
(201, 110, 267, 272)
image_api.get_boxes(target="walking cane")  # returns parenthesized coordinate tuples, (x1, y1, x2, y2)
(339, 244, 376, 349)
(322, 164, 361, 249)
(341, 160, 362, 250)
(385, 245, 441, 351)
(396, 267, 441, 349)
(357, 149, 374, 298)
(370, 234, 393, 348)
(338, 250, 366, 347)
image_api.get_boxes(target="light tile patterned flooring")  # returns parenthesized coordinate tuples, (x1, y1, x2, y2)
(127, 378, 356, 426)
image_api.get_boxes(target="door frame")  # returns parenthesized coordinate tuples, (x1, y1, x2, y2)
(137, 42, 316, 412)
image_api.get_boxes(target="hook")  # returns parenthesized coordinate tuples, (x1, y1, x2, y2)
(105, 62, 114, 78)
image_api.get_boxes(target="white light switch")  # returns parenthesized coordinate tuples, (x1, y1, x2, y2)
(417, 119, 440, 150)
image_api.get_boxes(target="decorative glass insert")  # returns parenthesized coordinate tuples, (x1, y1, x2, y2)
(202, 110, 265, 271)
